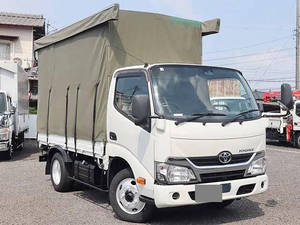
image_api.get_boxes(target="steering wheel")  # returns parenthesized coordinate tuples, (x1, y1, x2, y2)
(159, 97, 181, 113)
(213, 104, 231, 112)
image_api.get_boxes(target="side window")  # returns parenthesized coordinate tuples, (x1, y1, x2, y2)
(296, 103, 300, 117)
(7, 96, 12, 110)
(115, 72, 149, 118)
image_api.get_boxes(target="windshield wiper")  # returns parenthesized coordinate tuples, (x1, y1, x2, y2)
(175, 112, 227, 125)
(221, 109, 260, 127)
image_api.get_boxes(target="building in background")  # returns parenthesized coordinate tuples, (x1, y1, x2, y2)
(0, 12, 45, 112)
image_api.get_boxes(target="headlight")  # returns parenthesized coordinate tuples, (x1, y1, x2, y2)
(156, 162, 196, 184)
(0, 128, 9, 141)
(247, 157, 266, 176)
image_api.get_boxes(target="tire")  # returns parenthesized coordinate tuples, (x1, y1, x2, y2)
(295, 133, 300, 149)
(16, 132, 24, 151)
(11, 133, 18, 152)
(210, 199, 235, 209)
(50, 153, 73, 192)
(109, 168, 154, 222)
(3, 146, 12, 160)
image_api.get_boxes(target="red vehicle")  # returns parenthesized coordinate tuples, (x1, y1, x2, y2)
(263, 90, 300, 102)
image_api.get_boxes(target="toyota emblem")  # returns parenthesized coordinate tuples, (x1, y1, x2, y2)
(218, 151, 232, 164)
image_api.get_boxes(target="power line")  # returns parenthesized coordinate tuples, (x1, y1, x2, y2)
(224, 25, 293, 31)
(248, 80, 295, 83)
(204, 47, 294, 62)
(248, 77, 294, 81)
(206, 36, 292, 54)
(212, 54, 295, 67)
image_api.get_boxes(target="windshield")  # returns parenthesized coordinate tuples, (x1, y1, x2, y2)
(150, 65, 259, 122)
(0, 93, 7, 113)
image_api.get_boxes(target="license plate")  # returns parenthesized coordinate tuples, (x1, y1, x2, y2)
(195, 184, 222, 203)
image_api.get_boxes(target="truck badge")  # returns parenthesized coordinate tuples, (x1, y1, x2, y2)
(218, 151, 232, 164)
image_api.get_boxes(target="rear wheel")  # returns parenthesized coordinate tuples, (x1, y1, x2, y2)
(109, 168, 154, 222)
(50, 153, 73, 192)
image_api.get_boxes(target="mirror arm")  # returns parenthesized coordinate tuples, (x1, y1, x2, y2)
(277, 100, 289, 111)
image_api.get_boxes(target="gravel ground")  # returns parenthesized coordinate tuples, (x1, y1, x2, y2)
(0, 140, 300, 225)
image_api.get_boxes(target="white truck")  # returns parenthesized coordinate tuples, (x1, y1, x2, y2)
(36, 5, 268, 222)
(0, 62, 29, 159)
(263, 84, 300, 147)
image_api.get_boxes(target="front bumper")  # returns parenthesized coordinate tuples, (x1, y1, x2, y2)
(0, 141, 9, 152)
(154, 174, 268, 208)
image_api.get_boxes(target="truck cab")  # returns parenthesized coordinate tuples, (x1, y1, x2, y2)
(106, 64, 268, 211)
(0, 91, 16, 159)
(264, 84, 300, 147)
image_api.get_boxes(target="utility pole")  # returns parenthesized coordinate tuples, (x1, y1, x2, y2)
(296, 0, 300, 88)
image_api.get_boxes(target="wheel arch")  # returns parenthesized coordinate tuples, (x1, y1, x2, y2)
(108, 157, 132, 187)
(106, 143, 155, 198)
(45, 145, 73, 174)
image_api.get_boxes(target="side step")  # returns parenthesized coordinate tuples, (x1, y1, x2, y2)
(69, 177, 109, 192)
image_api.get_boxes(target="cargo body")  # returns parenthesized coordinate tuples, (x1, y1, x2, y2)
(0, 61, 29, 159)
(36, 5, 267, 222)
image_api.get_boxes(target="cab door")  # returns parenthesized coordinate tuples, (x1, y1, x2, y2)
(293, 101, 300, 130)
(107, 70, 155, 178)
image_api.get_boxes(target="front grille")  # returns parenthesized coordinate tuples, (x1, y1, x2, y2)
(189, 153, 253, 167)
(237, 184, 255, 195)
(200, 170, 245, 183)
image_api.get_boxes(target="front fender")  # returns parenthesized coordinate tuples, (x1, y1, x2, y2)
(106, 142, 154, 198)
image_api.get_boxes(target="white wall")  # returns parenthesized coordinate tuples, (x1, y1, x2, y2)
(0, 25, 33, 68)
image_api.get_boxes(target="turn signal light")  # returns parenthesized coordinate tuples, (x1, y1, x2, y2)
(136, 177, 146, 185)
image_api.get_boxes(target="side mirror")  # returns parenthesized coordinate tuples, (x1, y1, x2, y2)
(132, 95, 150, 125)
(281, 83, 293, 109)
(10, 106, 16, 114)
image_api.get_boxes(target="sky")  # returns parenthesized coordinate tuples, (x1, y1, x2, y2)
(1, 0, 297, 91)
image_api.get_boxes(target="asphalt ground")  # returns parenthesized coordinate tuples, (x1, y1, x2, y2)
(0, 140, 300, 225)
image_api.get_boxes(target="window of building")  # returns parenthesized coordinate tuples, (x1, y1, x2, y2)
(114, 71, 149, 118)
(0, 41, 11, 60)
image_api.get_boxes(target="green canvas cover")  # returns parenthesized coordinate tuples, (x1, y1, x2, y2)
(35, 4, 220, 142)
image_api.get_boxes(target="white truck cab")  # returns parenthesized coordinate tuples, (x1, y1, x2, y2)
(0, 91, 15, 157)
(265, 92, 300, 147)
(0, 62, 29, 159)
(106, 64, 268, 209)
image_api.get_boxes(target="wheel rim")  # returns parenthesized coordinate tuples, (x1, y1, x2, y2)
(52, 159, 61, 185)
(116, 178, 145, 214)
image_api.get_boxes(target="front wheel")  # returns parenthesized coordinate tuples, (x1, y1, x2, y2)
(295, 133, 300, 149)
(109, 168, 154, 222)
(3, 147, 12, 160)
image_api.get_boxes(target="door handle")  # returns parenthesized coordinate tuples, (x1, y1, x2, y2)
(109, 132, 117, 141)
